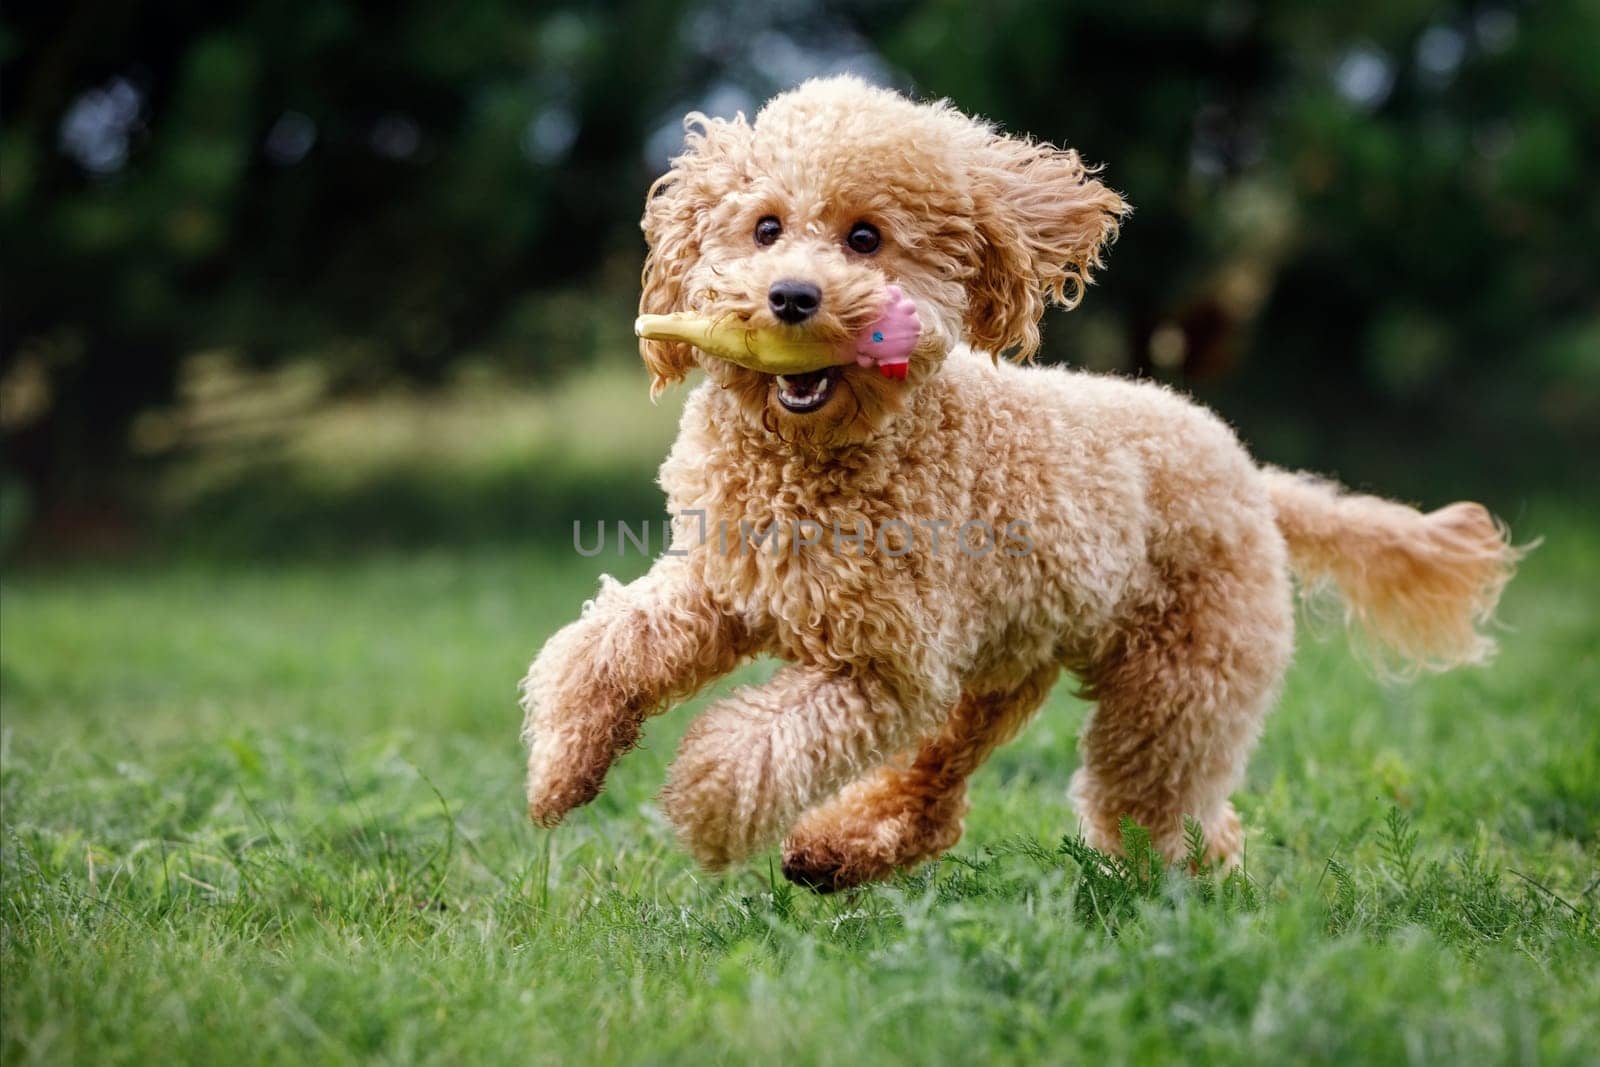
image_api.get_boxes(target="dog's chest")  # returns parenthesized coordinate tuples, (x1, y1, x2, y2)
(673, 451, 945, 666)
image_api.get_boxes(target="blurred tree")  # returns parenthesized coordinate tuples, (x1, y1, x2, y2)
(2, 0, 701, 502)
(2, 0, 1596, 516)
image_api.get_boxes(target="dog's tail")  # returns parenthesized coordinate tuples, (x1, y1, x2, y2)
(1262, 467, 1526, 673)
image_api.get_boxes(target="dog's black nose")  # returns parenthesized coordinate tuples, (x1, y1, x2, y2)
(768, 280, 822, 324)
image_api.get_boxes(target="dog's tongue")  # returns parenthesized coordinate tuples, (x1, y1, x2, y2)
(779, 368, 831, 395)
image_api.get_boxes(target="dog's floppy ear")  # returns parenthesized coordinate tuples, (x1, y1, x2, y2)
(639, 113, 752, 394)
(963, 135, 1129, 359)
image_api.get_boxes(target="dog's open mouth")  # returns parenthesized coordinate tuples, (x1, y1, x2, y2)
(775, 368, 840, 413)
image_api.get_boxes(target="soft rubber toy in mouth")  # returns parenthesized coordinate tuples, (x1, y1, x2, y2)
(635, 285, 920, 381)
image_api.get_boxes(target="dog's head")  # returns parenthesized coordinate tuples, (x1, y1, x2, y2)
(639, 76, 1128, 445)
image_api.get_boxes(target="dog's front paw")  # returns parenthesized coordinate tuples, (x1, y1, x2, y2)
(781, 784, 965, 892)
(779, 833, 893, 893)
(658, 709, 778, 869)
(526, 770, 599, 828)
(524, 712, 641, 827)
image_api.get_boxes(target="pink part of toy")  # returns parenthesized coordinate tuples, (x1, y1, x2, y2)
(850, 284, 919, 379)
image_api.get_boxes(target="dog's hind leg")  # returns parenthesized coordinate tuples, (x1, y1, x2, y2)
(1068, 564, 1294, 867)
(778, 666, 1060, 892)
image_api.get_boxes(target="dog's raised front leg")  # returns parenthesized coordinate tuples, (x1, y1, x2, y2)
(658, 664, 949, 869)
(521, 559, 750, 826)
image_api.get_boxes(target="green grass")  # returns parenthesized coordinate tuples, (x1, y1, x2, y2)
(3, 489, 1598, 1064)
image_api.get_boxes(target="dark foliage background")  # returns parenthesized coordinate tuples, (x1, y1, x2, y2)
(3, 0, 1596, 547)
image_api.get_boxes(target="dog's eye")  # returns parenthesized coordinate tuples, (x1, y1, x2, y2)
(846, 222, 881, 254)
(754, 216, 782, 247)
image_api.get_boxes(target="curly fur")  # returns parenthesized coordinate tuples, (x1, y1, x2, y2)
(522, 77, 1523, 887)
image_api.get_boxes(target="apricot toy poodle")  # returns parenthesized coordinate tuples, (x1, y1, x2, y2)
(520, 77, 1521, 890)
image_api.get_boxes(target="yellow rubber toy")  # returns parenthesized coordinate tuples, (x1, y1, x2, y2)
(634, 313, 846, 376)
